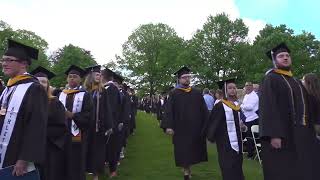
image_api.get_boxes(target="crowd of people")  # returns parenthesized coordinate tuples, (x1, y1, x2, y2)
(0, 40, 138, 180)
(143, 43, 320, 180)
(1, 39, 320, 180)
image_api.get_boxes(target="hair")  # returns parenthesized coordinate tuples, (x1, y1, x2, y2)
(84, 72, 103, 92)
(203, 88, 209, 94)
(303, 73, 320, 103)
(101, 69, 113, 82)
(45, 79, 54, 100)
(215, 89, 223, 99)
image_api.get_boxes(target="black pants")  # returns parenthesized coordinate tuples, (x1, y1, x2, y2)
(244, 119, 258, 157)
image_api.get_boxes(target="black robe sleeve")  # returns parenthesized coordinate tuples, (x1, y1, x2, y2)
(161, 92, 174, 129)
(19, 83, 48, 163)
(259, 74, 286, 139)
(73, 92, 94, 131)
(101, 90, 114, 131)
(106, 85, 121, 127)
(206, 102, 224, 143)
(47, 97, 67, 149)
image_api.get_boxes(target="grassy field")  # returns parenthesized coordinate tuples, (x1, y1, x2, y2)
(87, 111, 263, 180)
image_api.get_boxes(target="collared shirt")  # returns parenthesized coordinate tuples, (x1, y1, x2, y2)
(203, 94, 215, 111)
(240, 91, 259, 122)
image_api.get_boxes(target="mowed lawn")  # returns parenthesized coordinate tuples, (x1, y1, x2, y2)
(87, 111, 263, 180)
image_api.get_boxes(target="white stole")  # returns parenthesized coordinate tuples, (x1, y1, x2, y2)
(223, 102, 241, 153)
(0, 82, 33, 169)
(59, 92, 85, 136)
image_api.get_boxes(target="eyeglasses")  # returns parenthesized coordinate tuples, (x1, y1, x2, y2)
(0, 57, 20, 63)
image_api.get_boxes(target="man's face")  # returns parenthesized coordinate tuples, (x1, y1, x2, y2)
(178, 74, 191, 86)
(1, 56, 26, 77)
(93, 72, 101, 83)
(275, 52, 292, 68)
(37, 77, 48, 90)
(244, 83, 253, 94)
(67, 74, 81, 88)
(227, 83, 237, 97)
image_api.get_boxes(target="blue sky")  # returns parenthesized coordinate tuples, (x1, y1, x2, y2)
(235, 0, 320, 38)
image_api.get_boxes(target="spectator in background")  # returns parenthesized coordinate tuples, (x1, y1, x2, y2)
(253, 84, 259, 94)
(240, 82, 259, 159)
(203, 88, 215, 112)
(214, 89, 224, 105)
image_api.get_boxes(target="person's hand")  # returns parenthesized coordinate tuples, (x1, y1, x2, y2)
(105, 128, 113, 136)
(65, 111, 74, 119)
(271, 138, 282, 149)
(166, 128, 174, 135)
(118, 123, 124, 131)
(12, 160, 28, 176)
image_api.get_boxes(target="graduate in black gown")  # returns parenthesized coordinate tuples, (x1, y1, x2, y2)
(31, 66, 68, 180)
(161, 67, 208, 180)
(84, 65, 114, 180)
(58, 65, 93, 180)
(0, 40, 47, 176)
(206, 79, 245, 180)
(129, 88, 138, 134)
(101, 68, 122, 178)
(259, 43, 320, 180)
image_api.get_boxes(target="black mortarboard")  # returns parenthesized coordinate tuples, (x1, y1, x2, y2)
(65, 65, 86, 78)
(113, 73, 124, 84)
(30, 66, 55, 80)
(217, 78, 236, 89)
(85, 65, 101, 74)
(102, 67, 114, 78)
(4, 39, 39, 65)
(174, 66, 191, 78)
(266, 42, 291, 60)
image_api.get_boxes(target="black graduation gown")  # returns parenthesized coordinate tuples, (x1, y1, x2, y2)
(259, 70, 320, 180)
(0, 77, 47, 168)
(62, 90, 93, 180)
(119, 90, 131, 148)
(161, 88, 208, 167)
(86, 89, 113, 174)
(41, 97, 68, 180)
(206, 101, 244, 180)
(104, 83, 122, 172)
(129, 95, 138, 132)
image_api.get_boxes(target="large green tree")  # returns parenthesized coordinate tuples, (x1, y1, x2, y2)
(50, 44, 97, 87)
(190, 13, 249, 88)
(119, 23, 184, 96)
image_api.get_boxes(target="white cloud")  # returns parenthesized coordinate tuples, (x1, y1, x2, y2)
(0, 0, 265, 64)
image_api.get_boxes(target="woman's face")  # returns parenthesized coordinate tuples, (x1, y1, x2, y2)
(37, 77, 48, 91)
(227, 83, 237, 97)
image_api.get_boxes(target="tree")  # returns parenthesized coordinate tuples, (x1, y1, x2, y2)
(119, 23, 184, 96)
(50, 44, 97, 87)
(190, 13, 249, 88)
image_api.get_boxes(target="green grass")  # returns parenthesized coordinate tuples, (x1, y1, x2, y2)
(87, 111, 263, 180)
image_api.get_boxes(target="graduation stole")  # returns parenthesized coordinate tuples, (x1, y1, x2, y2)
(177, 87, 192, 93)
(59, 91, 85, 142)
(273, 69, 293, 77)
(221, 99, 240, 111)
(7, 74, 33, 87)
(0, 82, 33, 168)
(221, 100, 241, 153)
(63, 89, 80, 94)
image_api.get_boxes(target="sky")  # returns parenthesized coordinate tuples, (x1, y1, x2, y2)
(0, 0, 318, 65)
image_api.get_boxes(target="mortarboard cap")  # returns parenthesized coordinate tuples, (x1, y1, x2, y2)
(113, 73, 124, 84)
(266, 42, 291, 60)
(4, 39, 39, 65)
(174, 66, 191, 78)
(217, 78, 236, 89)
(85, 65, 101, 74)
(30, 66, 55, 80)
(65, 65, 86, 78)
(102, 67, 114, 78)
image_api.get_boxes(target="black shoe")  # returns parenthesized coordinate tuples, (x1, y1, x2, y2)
(184, 175, 190, 180)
